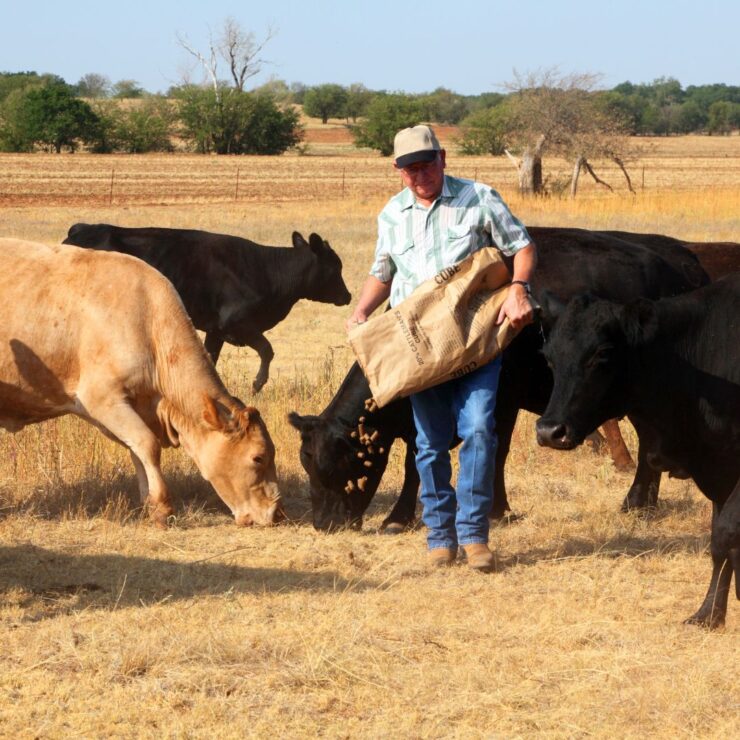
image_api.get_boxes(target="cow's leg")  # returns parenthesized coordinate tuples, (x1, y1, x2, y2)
(204, 332, 225, 365)
(129, 450, 149, 503)
(621, 418, 661, 511)
(490, 394, 518, 520)
(82, 396, 174, 528)
(247, 334, 274, 393)
(685, 491, 739, 629)
(601, 419, 635, 471)
(382, 441, 420, 533)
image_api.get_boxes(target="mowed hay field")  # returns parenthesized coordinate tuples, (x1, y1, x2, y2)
(0, 134, 739, 737)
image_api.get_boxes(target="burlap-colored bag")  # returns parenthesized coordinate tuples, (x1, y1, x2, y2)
(348, 247, 523, 408)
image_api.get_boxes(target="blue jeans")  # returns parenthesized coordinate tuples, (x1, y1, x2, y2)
(409, 357, 501, 550)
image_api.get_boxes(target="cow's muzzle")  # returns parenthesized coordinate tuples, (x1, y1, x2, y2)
(535, 418, 580, 450)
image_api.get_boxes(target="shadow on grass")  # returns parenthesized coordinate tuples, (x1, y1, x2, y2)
(0, 541, 379, 621)
(496, 530, 710, 573)
(0, 469, 320, 526)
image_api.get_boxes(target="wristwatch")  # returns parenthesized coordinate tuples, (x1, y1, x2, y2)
(511, 280, 531, 294)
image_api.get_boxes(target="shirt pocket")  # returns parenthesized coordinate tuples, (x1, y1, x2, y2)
(390, 239, 414, 257)
(446, 224, 475, 261)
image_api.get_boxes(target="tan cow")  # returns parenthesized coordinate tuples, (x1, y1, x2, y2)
(0, 238, 282, 527)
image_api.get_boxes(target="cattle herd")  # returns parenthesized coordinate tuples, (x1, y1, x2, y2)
(1, 224, 738, 629)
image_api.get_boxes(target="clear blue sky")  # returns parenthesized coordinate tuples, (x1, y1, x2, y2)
(2, 0, 738, 94)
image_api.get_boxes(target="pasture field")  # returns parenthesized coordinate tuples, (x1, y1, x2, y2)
(0, 136, 738, 738)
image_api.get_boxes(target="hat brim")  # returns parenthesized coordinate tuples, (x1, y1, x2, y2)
(395, 149, 439, 169)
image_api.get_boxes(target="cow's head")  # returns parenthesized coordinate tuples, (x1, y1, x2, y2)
(536, 293, 657, 449)
(184, 396, 283, 526)
(292, 231, 352, 306)
(288, 411, 391, 531)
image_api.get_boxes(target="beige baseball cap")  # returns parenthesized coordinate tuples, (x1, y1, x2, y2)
(394, 125, 441, 168)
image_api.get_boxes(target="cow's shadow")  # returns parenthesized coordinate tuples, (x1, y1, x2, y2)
(0, 542, 378, 621)
(0, 470, 317, 526)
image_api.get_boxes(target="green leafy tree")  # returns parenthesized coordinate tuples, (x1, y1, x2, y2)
(0, 87, 36, 151)
(0, 80, 99, 152)
(176, 86, 301, 154)
(675, 100, 707, 133)
(93, 97, 174, 153)
(707, 100, 740, 134)
(457, 104, 510, 155)
(111, 79, 145, 98)
(0, 71, 61, 103)
(344, 83, 373, 122)
(418, 87, 470, 124)
(289, 82, 308, 104)
(303, 83, 348, 123)
(253, 77, 292, 105)
(76, 73, 111, 98)
(351, 93, 420, 155)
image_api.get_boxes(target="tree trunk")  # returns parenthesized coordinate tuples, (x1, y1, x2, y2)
(570, 156, 584, 197)
(518, 135, 545, 195)
(519, 149, 543, 195)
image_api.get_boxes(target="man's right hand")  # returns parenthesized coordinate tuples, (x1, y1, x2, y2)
(345, 275, 392, 333)
(345, 312, 369, 332)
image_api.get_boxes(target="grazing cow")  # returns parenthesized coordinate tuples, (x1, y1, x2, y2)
(63, 224, 352, 392)
(289, 227, 711, 532)
(535, 278, 740, 628)
(0, 238, 282, 527)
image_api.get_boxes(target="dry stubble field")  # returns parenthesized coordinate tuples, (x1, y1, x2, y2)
(0, 134, 739, 738)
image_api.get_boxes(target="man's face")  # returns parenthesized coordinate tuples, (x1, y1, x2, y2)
(395, 150, 446, 204)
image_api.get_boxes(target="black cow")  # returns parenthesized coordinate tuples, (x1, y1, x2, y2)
(63, 224, 352, 392)
(289, 227, 710, 532)
(535, 278, 740, 628)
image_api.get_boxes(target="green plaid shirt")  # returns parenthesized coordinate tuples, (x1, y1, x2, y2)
(370, 175, 532, 306)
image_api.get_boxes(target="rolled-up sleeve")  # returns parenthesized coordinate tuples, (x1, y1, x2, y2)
(483, 189, 532, 256)
(369, 218, 396, 283)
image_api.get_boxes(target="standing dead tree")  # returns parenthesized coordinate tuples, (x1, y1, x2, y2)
(177, 17, 275, 99)
(502, 69, 635, 197)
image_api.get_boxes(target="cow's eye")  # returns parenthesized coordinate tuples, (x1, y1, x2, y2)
(253, 455, 264, 466)
(586, 344, 613, 369)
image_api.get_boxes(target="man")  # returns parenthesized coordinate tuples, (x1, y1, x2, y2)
(347, 125, 536, 572)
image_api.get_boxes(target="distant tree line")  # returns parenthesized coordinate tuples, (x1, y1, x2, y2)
(0, 69, 737, 157)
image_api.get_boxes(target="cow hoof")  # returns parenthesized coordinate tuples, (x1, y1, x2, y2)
(684, 611, 725, 630)
(381, 522, 407, 535)
(149, 505, 174, 529)
(620, 499, 658, 516)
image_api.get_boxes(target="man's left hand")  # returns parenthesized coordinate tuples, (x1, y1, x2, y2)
(496, 284, 535, 329)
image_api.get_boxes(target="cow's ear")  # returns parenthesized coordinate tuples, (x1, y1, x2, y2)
(538, 290, 567, 330)
(287, 411, 320, 433)
(291, 231, 308, 249)
(308, 233, 327, 253)
(620, 299, 658, 347)
(203, 395, 238, 433)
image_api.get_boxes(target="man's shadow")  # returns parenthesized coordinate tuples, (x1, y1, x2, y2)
(0, 540, 378, 622)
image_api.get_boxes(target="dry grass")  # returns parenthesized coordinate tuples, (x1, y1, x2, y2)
(0, 137, 738, 738)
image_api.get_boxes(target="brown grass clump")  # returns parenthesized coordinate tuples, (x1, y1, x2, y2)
(0, 137, 738, 737)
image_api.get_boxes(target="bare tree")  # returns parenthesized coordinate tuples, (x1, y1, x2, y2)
(220, 17, 275, 92)
(502, 69, 635, 197)
(177, 18, 275, 99)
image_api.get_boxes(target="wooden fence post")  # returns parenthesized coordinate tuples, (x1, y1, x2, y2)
(235, 166, 241, 201)
(109, 169, 114, 205)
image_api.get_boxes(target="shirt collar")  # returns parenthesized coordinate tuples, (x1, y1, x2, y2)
(399, 175, 456, 211)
